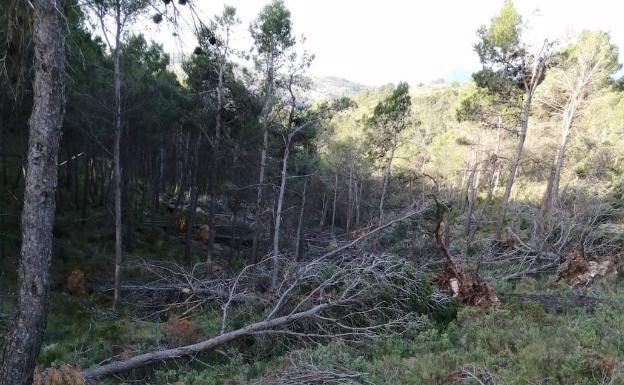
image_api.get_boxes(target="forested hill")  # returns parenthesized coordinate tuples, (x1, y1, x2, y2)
(1, 1, 624, 385)
(304, 76, 367, 101)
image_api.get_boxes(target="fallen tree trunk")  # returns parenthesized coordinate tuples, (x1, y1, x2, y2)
(81, 303, 330, 380)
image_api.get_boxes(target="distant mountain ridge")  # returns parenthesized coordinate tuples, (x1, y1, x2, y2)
(302, 76, 368, 102)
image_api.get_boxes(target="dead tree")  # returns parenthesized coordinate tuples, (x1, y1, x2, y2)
(272, 55, 313, 287)
(79, 253, 443, 381)
(539, 31, 619, 223)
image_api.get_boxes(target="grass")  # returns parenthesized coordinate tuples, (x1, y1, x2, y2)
(21, 274, 621, 385)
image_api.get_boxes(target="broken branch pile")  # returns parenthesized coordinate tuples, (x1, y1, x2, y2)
(73, 254, 450, 381)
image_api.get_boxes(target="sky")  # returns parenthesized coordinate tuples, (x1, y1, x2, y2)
(146, 0, 624, 86)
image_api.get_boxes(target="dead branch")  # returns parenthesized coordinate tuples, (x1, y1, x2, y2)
(245, 351, 369, 385)
(80, 254, 446, 380)
(446, 364, 508, 385)
(316, 207, 426, 261)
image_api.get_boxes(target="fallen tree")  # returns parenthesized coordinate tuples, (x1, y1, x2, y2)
(112, 207, 429, 318)
(75, 254, 447, 381)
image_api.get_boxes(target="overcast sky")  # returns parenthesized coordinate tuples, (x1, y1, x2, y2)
(145, 0, 624, 86)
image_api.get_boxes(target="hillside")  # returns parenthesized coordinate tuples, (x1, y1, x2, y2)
(1, 1, 624, 385)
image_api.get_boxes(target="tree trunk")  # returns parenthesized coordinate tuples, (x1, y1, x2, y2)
(272, 143, 290, 287)
(252, 67, 274, 260)
(81, 303, 330, 380)
(541, 106, 573, 222)
(356, 181, 362, 229)
(346, 163, 353, 233)
(465, 147, 483, 237)
(496, 92, 533, 239)
(208, 61, 225, 263)
(294, 176, 308, 261)
(379, 138, 397, 226)
(184, 137, 201, 263)
(0, 1, 66, 383)
(0, 113, 6, 188)
(112, 6, 124, 311)
(81, 152, 89, 217)
(331, 173, 338, 234)
(175, 128, 191, 211)
(319, 192, 327, 228)
(0, 114, 6, 260)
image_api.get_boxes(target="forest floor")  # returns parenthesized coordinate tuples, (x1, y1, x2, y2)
(1, 208, 623, 385)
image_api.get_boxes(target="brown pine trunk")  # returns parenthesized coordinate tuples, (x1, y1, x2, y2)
(0, 0, 66, 383)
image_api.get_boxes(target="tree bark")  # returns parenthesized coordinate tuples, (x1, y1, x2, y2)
(465, 148, 483, 237)
(81, 303, 330, 380)
(541, 91, 581, 223)
(208, 49, 226, 263)
(175, 128, 191, 211)
(540, 113, 571, 223)
(346, 163, 353, 233)
(0, 0, 66, 383)
(379, 135, 397, 226)
(331, 173, 338, 234)
(184, 137, 201, 263)
(252, 65, 275, 260)
(356, 181, 362, 229)
(319, 192, 327, 228)
(272, 143, 290, 287)
(0, 114, 5, 260)
(294, 176, 308, 260)
(112, 2, 124, 311)
(496, 92, 533, 239)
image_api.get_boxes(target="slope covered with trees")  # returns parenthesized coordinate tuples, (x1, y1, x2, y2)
(1, 1, 623, 384)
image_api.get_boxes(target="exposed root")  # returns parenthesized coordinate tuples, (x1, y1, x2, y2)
(557, 250, 614, 286)
(433, 220, 500, 308)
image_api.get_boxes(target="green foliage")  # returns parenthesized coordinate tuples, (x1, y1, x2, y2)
(250, 0, 295, 61)
(365, 82, 413, 164)
(475, 0, 524, 70)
